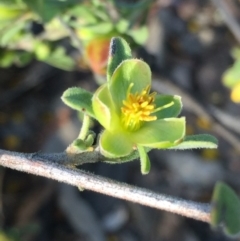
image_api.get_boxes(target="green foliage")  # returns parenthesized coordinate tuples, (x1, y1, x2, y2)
(107, 37, 132, 81)
(0, 0, 150, 70)
(211, 182, 240, 237)
(41, 46, 75, 71)
(0, 49, 33, 67)
(154, 95, 182, 119)
(0, 21, 26, 47)
(72, 131, 96, 151)
(170, 134, 218, 150)
(127, 26, 148, 45)
(72, 139, 89, 151)
(21, 0, 78, 22)
(61, 87, 95, 118)
(0, 4, 25, 23)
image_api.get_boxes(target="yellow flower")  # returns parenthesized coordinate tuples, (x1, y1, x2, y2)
(92, 58, 185, 173)
(231, 82, 240, 103)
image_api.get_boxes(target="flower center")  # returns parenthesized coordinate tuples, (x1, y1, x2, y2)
(121, 83, 157, 131)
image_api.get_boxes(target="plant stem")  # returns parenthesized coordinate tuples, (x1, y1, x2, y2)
(78, 114, 91, 140)
(0, 149, 211, 223)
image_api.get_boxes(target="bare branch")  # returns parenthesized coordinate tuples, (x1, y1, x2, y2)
(0, 149, 211, 223)
(212, 0, 240, 44)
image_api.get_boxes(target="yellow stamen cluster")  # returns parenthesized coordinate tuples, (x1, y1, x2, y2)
(121, 84, 157, 131)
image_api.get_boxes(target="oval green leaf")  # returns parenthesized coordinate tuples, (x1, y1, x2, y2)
(170, 134, 218, 150)
(131, 117, 185, 148)
(61, 87, 94, 117)
(211, 182, 240, 237)
(99, 130, 133, 158)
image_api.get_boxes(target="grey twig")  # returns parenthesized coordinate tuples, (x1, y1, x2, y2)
(209, 105, 240, 135)
(212, 0, 240, 44)
(0, 149, 211, 223)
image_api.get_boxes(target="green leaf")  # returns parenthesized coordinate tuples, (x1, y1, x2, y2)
(170, 134, 218, 150)
(42, 47, 75, 71)
(0, 49, 15, 67)
(68, 2, 110, 23)
(128, 26, 148, 45)
(114, 0, 151, 10)
(99, 130, 133, 158)
(0, 49, 32, 67)
(115, 19, 129, 33)
(211, 182, 240, 237)
(222, 60, 240, 88)
(84, 131, 95, 147)
(15, 51, 33, 66)
(67, 5, 98, 24)
(22, 0, 58, 22)
(0, 4, 25, 22)
(92, 84, 120, 130)
(137, 145, 151, 174)
(0, 20, 25, 46)
(107, 37, 132, 82)
(22, 0, 78, 22)
(61, 87, 94, 117)
(155, 95, 182, 119)
(131, 117, 185, 148)
(81, 22, 113, 35)
(109, 59, 151, 112)
(73, 139, 87, 150)
(34, 42, 51, 60)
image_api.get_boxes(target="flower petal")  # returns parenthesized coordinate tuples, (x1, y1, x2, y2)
(154, 95, 182, 119)
(99, 130, 133, 158)
(131, 117, 186, 148)
(109, 59, 151, 111)
(92, 84, 119, 130)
